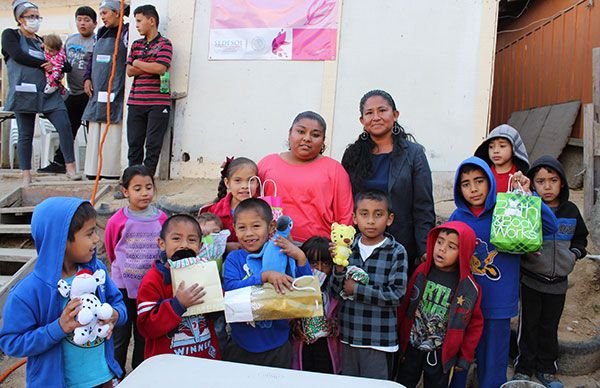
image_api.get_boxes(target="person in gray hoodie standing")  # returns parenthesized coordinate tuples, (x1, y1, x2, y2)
(474, 124, 530, 194)
(512, 155, 589, 387)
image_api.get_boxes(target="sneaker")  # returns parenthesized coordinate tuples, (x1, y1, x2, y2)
(536, 372, 564, 388)
(511, 373, 531, 381)
(66, 171, 82, 181)
(37, 162, 66, 174)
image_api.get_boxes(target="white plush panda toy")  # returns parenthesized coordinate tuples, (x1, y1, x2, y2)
(57, 269, 114, 345)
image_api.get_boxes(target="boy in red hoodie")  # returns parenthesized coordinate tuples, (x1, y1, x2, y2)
(137, 214, 221, 361)
(397, 221, 483, 387)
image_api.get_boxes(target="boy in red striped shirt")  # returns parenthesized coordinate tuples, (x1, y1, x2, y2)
(126, 4, 172, 176)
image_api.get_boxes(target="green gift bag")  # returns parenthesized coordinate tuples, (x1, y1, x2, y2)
(490, 191, 543, 254)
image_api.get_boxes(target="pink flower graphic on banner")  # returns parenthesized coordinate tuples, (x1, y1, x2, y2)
(272, 29, 290, 57)
(305, 0, 335, 26)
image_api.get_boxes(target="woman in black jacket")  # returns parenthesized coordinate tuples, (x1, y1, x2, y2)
(2, 0, 79, 185)
(342, 90, 435, 275)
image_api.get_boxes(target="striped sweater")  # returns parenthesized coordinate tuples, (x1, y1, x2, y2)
(127, 33, 172, 106)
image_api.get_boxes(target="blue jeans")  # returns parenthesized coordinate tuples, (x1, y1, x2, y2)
(15, 109, 74, 170)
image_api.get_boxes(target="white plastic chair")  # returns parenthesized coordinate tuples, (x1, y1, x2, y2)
(9, 119, 18, 169)
(39, 118, 60, 169)
(39, 118, 82, 171)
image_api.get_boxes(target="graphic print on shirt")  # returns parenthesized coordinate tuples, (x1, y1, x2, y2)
(410, 279, 453, 351)
(168, 315, 218, 358)
(67, 44, 90, 70)
(122, 231, 161, 281)
(470, 239, 500, 280)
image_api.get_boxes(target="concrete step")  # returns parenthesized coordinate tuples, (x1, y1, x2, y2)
(0, 275, 12, 288)
(0, 224, 31, 235)
(0, 248, 36, 263)
(0, 206, 35, 215)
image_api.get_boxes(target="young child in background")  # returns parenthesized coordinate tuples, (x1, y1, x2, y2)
(197, 211, 229, 352)
(0, 197, 127, 387)
(199, 157, 258, 251)
(513, 156, 589, 387)
(397, 222, 483, 388)
(105, 165, 167, 375)
(42, 33, 68, 94)
(448, 157, 558, 388)
(137, 214, 221, 360)
(198, 212, 223, 236)
(223, 198, 312, 368)
(474, 124, 530, 194)
(291, 236, 342, 374)
(328, 189, 407, 380)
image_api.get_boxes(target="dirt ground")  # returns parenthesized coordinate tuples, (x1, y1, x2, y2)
(0, 174, 599, 386)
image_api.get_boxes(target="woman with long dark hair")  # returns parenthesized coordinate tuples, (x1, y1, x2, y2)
(342, 90, 435, 275)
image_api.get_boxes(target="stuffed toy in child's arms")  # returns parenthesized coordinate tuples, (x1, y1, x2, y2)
(57, 269, 114, 345)
(248, 215, 296, 276)
(331, 223, 356, 267)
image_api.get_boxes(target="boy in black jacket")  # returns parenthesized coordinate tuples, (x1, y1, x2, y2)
(513, 155, 588, 387)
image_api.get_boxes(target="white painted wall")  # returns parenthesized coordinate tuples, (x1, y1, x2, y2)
(170, 0, 498, 190)
(0, 1, 98, 37)
(1, 0, 499, 200)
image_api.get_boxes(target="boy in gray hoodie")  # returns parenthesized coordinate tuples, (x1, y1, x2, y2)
(475, 124, 530, 194)
(512, 155, 588, 387)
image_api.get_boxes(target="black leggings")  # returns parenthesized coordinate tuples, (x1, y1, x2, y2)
(15, 109, 74, 170)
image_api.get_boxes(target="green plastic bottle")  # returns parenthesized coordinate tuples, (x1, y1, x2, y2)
(160, 71, 170, 94)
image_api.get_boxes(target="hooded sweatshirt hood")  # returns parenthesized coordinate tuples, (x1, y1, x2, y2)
(422, 221, 476, 280)
(527, 155, 569, 203)
(453, 156, 496, 217)
(474, 124, 530, 173)
(31, 196, 90, 286)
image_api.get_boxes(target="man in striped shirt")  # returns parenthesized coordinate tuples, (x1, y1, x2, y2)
(126, 4, 172, 176)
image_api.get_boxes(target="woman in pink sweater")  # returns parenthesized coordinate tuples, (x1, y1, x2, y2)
(258, 111, 353, 242)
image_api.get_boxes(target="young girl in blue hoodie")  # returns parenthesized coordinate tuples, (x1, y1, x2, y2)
(448, 157, 557, 388)
(0, 197, 127, 387)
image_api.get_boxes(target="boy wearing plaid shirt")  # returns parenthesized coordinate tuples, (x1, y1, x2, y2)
(329, 189, 407, 380)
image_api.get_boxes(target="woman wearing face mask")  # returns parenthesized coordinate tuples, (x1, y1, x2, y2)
(2, 0, 81, 185)
(82, 0, 130, 180)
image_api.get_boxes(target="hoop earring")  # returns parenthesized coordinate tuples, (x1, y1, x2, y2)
(360, 130, 370, 141)
(320, 144, 326, 154)
(392, 123, 401, 136)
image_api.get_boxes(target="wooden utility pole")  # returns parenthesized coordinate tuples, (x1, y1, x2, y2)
(585, 48, 600, 221)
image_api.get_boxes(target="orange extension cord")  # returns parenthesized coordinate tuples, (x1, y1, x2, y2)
(91, 0, 125, 205)
(0, 1, 124, 382)
(0, 359, 26, 383)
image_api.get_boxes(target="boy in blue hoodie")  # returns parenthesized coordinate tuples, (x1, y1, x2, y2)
(223, 198, 313, 368)
(448, 157, 558, 388)
(0, 197, 127, 387)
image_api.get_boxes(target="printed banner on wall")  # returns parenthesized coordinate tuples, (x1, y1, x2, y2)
(209, 0, 338, 61)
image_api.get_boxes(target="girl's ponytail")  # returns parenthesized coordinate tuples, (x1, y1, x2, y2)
(216, 156, 234, 201)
